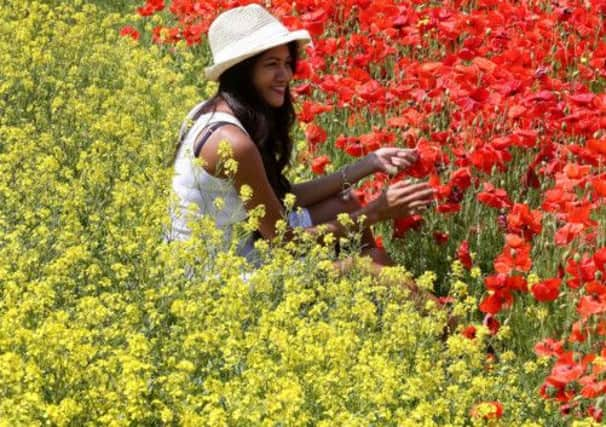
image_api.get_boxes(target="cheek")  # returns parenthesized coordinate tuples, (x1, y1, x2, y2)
(253, 69, 272, 89)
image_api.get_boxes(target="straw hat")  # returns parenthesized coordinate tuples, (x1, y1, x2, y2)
(205, 4, 312, 81)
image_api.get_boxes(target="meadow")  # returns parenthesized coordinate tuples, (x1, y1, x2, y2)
(1, 0, 606, 424)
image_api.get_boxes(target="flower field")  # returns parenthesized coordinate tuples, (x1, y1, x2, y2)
(1, 0, 606, 424)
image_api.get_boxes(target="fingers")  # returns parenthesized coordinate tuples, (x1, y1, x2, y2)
(385, 180, 435, 216)
(406, 201, 431, 215)
(390, 156, 415, 170)
(400, 192, 433, 206)
(390, 149, 418, 169)
(401, 192, 434, 208)
(375, 148, 418, 174)
(398, 148, 418, 159)
(376, 177, 436, 220)
(391, 180, 434, 199)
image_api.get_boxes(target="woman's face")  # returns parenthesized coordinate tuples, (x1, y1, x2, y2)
(251, 44, 294, 108)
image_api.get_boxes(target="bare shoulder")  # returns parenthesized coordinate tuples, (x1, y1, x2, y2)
(199, 124, 261, 176)
(212, 125, 258, 158)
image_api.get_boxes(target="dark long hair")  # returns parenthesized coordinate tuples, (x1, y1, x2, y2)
(175, 41, 299, 202)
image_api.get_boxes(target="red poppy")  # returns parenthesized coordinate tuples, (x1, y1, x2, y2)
(569, 94, 595, 108)
(433, 231, 449, 245)
(593, 248, 606, 273)
(393, 215, 423, 238)
(485, 273, 528, 293)
(539, 381, 575, 404)
(531, 278, 561, 302)
(456, 240, 472, 269)
(294, 59, 313, 80)
(300, 8, 328, 36)
(477, 182, 512, 209)
(449, 167, 472, 191)
(565, 254, 596, 289)
(479, 290, 513, 314)
(356, 79, 385, 103)
(311, 155, 331, 175)
(305, 123, 327, 151)
(120, 25, 141, 40)
(589, 405, 604, 423)
(470, 401, 504, 419)
(591, 176, 606, 198)
(437, 202, 461, 214)
(564, 163, 592, 180)
(535, 338, 564, 358)
(462, 325, 477, 339)
(438, 295, 456, 307)
(522, 166, 541, 189)
(587, 138, 606, 156)
(569, 320, 587, 343)
(387, 116, 410, 128)
(508, 104, 527, 119)
(577, 294, 606, 320)
(507, 203, 542, 240)
(483, 314, 500, 335)
(470, 143, 512, 173)
(554, 223, 585, 247)
(542, 188, 575, 213)
(137, 0, 164, 17)
(298, 101, 333, 123)
(405, 139, 444, 178)
(578, 375, 606, 399)
(548, 351, 585, 387)
(494, 236, 532, 274)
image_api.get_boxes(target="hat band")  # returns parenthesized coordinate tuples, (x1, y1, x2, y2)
(212, 21, 291, 64)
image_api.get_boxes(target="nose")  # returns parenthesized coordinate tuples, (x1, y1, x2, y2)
(276, 63, 292, 82)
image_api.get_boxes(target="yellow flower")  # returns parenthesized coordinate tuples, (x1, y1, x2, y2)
(451, 259, 465, 278)
(416, 270, 437, 291)
(239, 184, 253, 202)
(337, 212, 354, 228)
(283, 193, 297, 210)
(470, 266, 481, 279)
(527, 272, 540, 289)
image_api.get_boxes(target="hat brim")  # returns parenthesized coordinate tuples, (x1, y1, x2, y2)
(204, 30, 312, 81)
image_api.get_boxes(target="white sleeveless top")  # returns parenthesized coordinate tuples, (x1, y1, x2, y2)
(168, 101, 255, 255)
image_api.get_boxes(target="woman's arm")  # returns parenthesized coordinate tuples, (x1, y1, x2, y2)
(291, 148, 419, 207)
(203, 129, 432, 240)
(290, 155, 375, 206)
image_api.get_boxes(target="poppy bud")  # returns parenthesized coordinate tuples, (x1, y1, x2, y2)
(589, 405, 603, 422)
(497, 214, 507, 230)
(462, 325, 477, 339)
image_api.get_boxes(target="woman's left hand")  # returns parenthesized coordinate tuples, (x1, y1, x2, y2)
(370, 147, 418, 175)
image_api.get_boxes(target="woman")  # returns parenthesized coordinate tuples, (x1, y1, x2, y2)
(170, 4, 436, 281)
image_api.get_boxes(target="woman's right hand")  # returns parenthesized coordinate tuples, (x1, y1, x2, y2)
(370, 179, 435, 221)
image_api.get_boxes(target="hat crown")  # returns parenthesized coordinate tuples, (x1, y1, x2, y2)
(204, 4, 311, 81)
(208, 5, 287, 60)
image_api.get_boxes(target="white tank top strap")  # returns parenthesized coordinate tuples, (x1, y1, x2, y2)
(183, 110, 249, 154)
(178, 100, 250, 149)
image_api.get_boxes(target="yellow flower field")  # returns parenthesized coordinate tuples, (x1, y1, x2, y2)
(0, 1, 601, 425)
